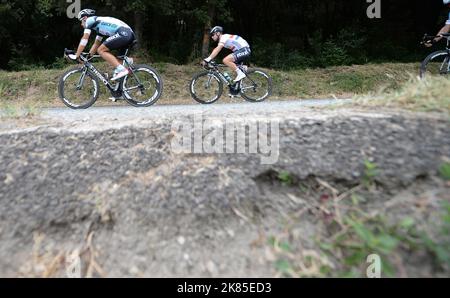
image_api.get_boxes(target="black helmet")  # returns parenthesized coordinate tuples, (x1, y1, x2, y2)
(78, 9, 96, 21)
(210, 26, 223, 36)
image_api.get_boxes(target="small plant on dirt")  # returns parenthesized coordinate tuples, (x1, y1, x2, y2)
(419, 201, 450, 271)
(268, 236, 333, 278)
(438, 162, 450, 181)
(316, 198, 450, 277)
(362, 160, 378, 188)
(318, 214, 399, 277)
(268, 236, 294, 276)
(278, 171, 294, 186)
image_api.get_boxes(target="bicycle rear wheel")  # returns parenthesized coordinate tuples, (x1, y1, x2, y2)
(420, 50, 450, 79)
(190, 71, 223, 104)
(239, 69, 272, 102)
(58, 67, 100, 109)
(122, 64, 163, 107)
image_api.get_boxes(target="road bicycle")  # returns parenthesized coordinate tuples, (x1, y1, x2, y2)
(189, 61, 272, 104)
(58, 43, 163, 109)
(420, 33, 450, 79)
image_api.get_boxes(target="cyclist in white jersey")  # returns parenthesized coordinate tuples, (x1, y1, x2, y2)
(203, 26, 251, 82)
(69, 9, 136, 81)
(426, 1, 450, 47)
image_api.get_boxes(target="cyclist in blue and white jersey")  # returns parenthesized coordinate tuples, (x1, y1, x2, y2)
(426, 1, 450, 47)
(69, 9, 136, 81)
(203, 26, 251, 83)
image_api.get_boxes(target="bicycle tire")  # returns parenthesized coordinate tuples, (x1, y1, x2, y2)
(58, 67, 100, 109)
(420, 50, 450, 79)
(122, 64, 163, 107)
(189, 71, 223, 104)
(239, 69, 272, 102)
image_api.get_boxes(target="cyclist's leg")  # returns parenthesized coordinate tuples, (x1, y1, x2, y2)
(103, 28, 135, 56)
(97, 44, 121, 68)
(223, 54, 238, 72)
(101, 28, 135, 81)
(224, 54, 245, 82)
(226, 48, 251, 82)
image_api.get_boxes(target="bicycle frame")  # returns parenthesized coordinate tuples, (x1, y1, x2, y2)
(441, 37, 450, 52)
(78, 52, 143, 98)
(205, 63, 258, 94)
(206, 66, 233, 86)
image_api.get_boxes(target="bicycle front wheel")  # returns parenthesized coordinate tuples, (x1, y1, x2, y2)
(240, 69, 272, 102)
(189, 71, 223, 104)
(58, 67, 100, 109)
(122, 64, 163, 107)
(420, 50, 450, 79)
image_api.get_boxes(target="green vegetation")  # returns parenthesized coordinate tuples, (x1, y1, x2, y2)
(0, 1, 437, 70)
(277, 171, 294, 186)
(439, 162, 450, 181)
(268, 164, 450, 278)
(269, 197, 450, 278)
(362, 160, 378, 188)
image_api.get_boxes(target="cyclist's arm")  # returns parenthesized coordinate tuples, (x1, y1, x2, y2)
(75, 30, 91, 58)
(89, 36, 103, 56)
(434, 24, 450, 42)
(204, 44, 224, 62)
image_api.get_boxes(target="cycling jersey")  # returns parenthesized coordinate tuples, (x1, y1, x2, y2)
(219, 34, 250, 52)
(85, 16, 132, 37)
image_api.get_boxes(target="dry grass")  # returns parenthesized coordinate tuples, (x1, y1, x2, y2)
(0, 62, 419, 108)
(19, 231, 106, 278)
(350, 76, 450, 114)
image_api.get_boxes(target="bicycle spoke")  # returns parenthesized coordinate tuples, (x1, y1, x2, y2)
(240, 70, 272, 102)
(58, 68, 99, 109)
(122, 66, 162, 107)
(191, 73, 222, 104)
(421, 51, 450, 79)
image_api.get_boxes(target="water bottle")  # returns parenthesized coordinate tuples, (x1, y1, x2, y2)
(224, 72, 232, 83)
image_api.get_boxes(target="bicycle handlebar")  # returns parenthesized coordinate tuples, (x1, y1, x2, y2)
(63, 48, 101, 62)
(203, 61, 229, 71)
(421, 33, 450, 45)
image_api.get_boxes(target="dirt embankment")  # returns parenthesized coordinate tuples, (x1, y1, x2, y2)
(0, 108, 449, 277)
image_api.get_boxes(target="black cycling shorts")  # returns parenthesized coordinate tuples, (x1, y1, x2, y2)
(233, 47, 251, 64)
(103, 27, 135, 51)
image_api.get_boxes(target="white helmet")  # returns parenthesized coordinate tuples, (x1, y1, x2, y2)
(210, 26, 223, 36)
(77, 9, 96, 21)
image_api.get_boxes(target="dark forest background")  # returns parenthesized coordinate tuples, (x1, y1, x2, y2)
(0, 0, 447, 70)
